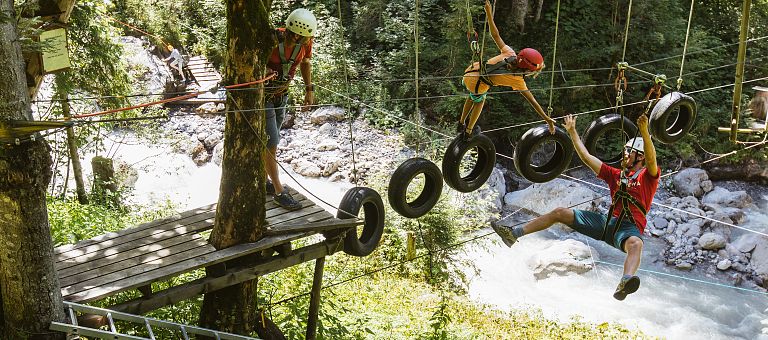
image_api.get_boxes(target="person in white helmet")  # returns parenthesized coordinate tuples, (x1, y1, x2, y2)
(263, 8, 317, 210)
(492, 114, 660, 301)
(162, 44, 186, 82)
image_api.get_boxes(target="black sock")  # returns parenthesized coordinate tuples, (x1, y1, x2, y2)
(512, 227, 525, 238)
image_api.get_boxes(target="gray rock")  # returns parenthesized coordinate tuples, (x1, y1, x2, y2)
(310, 106, 346, 125)
(732, 234, 760, 253)
(672, 168, 709, 197)
(749, 236, 768, 277)
(700, 180, 713, 193)
(699, 232, 727, 250)
(702, 186, 753, 209)
(653, 217, 669, 229)
(504, 178, 602, 215)
(717, 259, 732, 270)
(527, 239, 598, 280)
(676, 261, 693, 270)
(316, 139, 339, 151)
(318, 122, 336, 136)
(212, 142, 224, 166)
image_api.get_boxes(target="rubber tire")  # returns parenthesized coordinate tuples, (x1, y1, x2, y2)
(513, 125, 574, 183)
(583, 114, 638, 167)
(650, 92, 697, 144)
(387, 158, 443, 219)
(441, 133, 496, 193)
(336, 187, 385, 257)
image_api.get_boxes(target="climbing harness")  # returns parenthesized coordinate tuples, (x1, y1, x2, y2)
(601, 168, 647, 245)
(265, 29, 306, 100)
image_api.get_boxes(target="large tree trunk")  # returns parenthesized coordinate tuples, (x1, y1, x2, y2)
(0, 1, 65, 339)
(198, 0, 276, 336)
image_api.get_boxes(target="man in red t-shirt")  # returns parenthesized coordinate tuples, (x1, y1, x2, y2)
(492, 114, 660, 301)
(263, 8, 317, 210)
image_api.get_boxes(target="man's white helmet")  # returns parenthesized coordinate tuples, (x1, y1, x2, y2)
(286, 9, 317, 37)
(625, 137, 645, 153)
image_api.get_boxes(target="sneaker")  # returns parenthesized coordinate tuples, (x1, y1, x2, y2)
(266, 180, 275, 195)
(462, 125, 482, 140)
(613, 275, 640, 301)
(274, 191, 302, 210)
(491, 224, 517, 247)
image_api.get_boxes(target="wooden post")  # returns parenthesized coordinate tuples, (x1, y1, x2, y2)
(406, 231, 416, 260)
(306, 257, 325, 340)
(61, 94, 88, 204)
(730, 0, 752, 142)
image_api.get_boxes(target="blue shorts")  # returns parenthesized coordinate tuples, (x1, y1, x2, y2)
(265, 95, 288, 149)
(570, 209, 642, 252)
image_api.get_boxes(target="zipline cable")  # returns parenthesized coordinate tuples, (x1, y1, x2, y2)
(546, 0, 562, 116)
(337, 0, 359, 185)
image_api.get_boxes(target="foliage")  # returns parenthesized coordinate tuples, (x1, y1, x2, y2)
(47, 196, 176, 246)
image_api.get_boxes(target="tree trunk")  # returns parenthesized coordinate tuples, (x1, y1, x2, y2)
(0, 1, 65, 338)
(60, 94, 88, 204)
(198, 0, 276, 337)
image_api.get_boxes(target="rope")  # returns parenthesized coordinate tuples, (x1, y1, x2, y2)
(336, 0, 359, 185)
(102, 14, 168, 47)
(546, 0, 562, 115)
(620, 0, 633, 63)
(70, 74, 277, 119)
(677, 0, 696, 91)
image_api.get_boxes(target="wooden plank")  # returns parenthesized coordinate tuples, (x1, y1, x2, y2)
(54, 203, 216, 255)
(57, 233, 208, 284)
(63, 199, 325, 301)
(56, 196, 312, 265)
(55, 211, 216, 265)
(110, 240, 343, 315)
(264, 219, 363, 235)
(65, 228, 321, 302)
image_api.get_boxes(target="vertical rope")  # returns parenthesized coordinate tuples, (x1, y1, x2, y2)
(547, 0, 562, 114)
(621, 0, 633, 63)
(677, 0, 696, 91)
(414, 0, 421, 154)
(337, 0, 358, 185)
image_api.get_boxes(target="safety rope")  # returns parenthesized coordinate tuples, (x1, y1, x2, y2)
(677, 0, 696, 91)
(546, 0, 562, 116)
(337, 0, 359, 185)
(620, 0, 633, 63)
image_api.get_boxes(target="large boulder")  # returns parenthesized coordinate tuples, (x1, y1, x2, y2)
(702, 187, 753, 209)
(750, 237, 768, 281)
(672, 168, 712, 198)
(503, 178, 603, 215)
(310, 106, 346, 125)
(698, 232, 727, 250)
(527, 239, 598, 280)
(732, 234, 761, 253)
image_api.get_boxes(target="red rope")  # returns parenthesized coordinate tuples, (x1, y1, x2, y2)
(71, 73, 277, 119)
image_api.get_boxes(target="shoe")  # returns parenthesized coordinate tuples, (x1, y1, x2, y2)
(266, 180, 275, 195)
(274, 191, 302, 210)
(491, 224, 517, 247)
(462, 125, 482, 140)
(613, 275, 640, 301)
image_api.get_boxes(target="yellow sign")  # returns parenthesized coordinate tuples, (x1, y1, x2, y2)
(40, 28, 70, 73)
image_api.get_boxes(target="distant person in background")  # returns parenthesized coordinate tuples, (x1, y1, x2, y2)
(749, 91, 767, 122)
(163, 44, 186, 82)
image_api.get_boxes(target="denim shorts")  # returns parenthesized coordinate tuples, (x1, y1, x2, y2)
(570, 209, 642, 252)
(265, 95, 288, 148)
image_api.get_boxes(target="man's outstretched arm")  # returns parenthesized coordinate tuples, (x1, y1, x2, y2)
(564, 114, 602, 175)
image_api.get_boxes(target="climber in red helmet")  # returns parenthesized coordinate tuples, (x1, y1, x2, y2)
(460, 0, 555, 138)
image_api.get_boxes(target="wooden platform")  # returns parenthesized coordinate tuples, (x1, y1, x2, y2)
(187, 56, 221, 91)
(54, 188, 362, 312)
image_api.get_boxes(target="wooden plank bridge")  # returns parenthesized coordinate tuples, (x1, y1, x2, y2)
(54, 188, 362, 315)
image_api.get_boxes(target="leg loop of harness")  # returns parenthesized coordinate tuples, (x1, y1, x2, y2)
(468, 92, 486, 103)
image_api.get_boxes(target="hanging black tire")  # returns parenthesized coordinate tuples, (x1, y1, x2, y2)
(583, 114, 638, 167)
(650, 92, 697, 144)
(513, 125, 574, 183)
(387, 158, 443, 219)
(442, 133, 496, 193)
(336, 187, 385, 257)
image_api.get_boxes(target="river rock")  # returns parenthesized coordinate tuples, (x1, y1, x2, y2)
(673, 168, 710, 197)
(732, 234, 760, 253)
(212, 142, 224, 166)
(699, 232, 727, 250)
(527, 239, 598, 280)
(291, 159, 322, 177)
(749, 236, 768, 277)
(676, 261, 693, 270)
(310, 106, 346, 125)
(717, 259, 732, 270)
(702, 187, 753, 209)
(479, 167, 506, 213)
(504, 178, 602, 215)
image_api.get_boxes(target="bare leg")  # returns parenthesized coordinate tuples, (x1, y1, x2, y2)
(264, 146, 284, 194)
(522, 207, 575, 234)
(460, 98, 474, 125)
(622, 236, 643, 276)
(465, 99, 485, 134)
